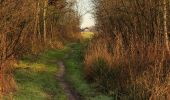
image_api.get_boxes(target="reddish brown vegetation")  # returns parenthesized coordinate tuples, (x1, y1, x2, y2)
(0, 0, 80, 97)
(84, 0, 170, 99)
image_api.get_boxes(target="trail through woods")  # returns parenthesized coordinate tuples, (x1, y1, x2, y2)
(56, 55, 81, 100)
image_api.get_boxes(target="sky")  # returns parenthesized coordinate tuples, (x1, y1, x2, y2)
(77, 0, 95, 28)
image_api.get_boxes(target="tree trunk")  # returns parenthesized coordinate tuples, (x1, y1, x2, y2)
(37, 1, 41, 41)
(163, 0, 170, 56)
(32, 1, 40, 52)
(43, 0, 48, 43)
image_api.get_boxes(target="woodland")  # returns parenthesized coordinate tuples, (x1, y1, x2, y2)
(1, 0, 170, 100)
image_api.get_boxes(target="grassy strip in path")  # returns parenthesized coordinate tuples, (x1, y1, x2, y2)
(13, 48, 69, 100)
(64, 43, 114, 100)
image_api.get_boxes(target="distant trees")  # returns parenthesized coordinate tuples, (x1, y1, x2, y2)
(0, 0, 80, 96)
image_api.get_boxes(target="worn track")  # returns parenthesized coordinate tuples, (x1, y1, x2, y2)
(57, 61, 81, 100)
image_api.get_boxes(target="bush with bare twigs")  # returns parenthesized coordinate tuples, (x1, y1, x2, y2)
(85, 0, 170, 99)
(85, 34, 170, 99)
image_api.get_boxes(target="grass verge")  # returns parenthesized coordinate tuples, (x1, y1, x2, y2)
(13, 48, 69, 100)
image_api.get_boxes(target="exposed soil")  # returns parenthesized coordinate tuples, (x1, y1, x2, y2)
(56, 61, 82, 100)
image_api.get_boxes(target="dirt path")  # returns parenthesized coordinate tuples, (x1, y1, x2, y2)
(56, 61, 81, 100)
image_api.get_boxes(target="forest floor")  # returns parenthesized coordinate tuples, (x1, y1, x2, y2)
(11, 33, 113, 100)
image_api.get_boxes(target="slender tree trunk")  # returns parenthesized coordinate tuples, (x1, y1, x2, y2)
(32, 0, 41, 52)
(36, 1, 41, 38)
(50, 23, 53, 46)
(43, 0, 48, 43)
(163, 0, 170, 55)
(37, 1, 41, 41)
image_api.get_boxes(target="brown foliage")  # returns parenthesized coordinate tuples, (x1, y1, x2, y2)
(85, 35, 170, 99)
(85, 0, 170, 99)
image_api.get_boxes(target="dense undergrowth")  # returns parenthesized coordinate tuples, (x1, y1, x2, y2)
(85, 0, 170, 99)
(84, 35, 170, 99)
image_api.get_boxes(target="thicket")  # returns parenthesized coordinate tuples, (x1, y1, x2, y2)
(85, 0, 170, 99)
(0, 0, 80, 97)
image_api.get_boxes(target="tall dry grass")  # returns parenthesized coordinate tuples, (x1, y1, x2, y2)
(84, 34, 170, 99)
(0, 60, 17, 98)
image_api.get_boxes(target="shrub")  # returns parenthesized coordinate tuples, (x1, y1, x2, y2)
(84, 35, 170, 99)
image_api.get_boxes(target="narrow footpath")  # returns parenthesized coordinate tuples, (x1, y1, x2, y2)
(56, 57, 81, 100)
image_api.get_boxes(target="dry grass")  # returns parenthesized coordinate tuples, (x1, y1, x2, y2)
(84, 35, 170, 99)
(0, 60, 17, 98)
(84, 37, 112, 77)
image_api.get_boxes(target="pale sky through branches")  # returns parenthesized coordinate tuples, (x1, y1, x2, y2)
(77, 0, 95, 28)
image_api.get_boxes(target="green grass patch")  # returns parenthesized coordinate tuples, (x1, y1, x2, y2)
(13, 49, 69, 100)
(13, 43, 113, 100)
(64, 43, 113, 100)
